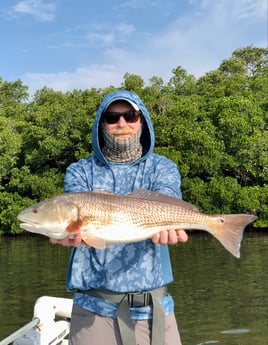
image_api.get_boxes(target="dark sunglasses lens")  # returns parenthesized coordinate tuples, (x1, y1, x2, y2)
(124, 111, 140, 123)
(103, 113, 120, 124)
(103, 111, 140, 124)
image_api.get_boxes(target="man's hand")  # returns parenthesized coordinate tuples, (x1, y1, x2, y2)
(50, 233, 83, 247)
(152, 229, 188, 245)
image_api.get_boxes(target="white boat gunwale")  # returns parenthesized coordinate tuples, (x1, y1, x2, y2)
(0, 296, 73, 345)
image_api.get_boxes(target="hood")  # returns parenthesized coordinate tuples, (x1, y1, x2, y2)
(92, 90, 155, 166)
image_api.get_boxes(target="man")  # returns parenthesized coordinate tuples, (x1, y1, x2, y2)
(51, 90, 188, 345)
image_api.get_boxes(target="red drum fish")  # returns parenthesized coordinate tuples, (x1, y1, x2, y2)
(17, 189, 257, 258)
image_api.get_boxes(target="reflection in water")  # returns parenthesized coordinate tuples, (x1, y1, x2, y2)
(1, 232, 268, 344)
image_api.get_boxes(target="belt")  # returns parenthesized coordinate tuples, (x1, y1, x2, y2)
(77, 286, 168, 345)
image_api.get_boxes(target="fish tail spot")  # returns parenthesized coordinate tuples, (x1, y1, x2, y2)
(212, 214, 257, 258)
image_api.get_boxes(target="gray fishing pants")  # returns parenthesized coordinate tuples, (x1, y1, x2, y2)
(69, 304, 182, 345)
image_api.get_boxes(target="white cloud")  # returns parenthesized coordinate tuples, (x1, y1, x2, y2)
(114, 0, 164, 11)
(233, 0, 267, 20)
(104, 48, 128, 60)
(7, 0, 56, 22)
(19, 0, 267, 94)
(185, 0, 266, 25)
(137, 0, 267, 77)
(86, 32, 115, 45)
(86, 23, 135, 46)
(115, 24, 136, 36)
(22, 65, 124, 95)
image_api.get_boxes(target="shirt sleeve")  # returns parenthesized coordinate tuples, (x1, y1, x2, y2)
(63, 159, 92, 193)
(151, 156, 182, 199)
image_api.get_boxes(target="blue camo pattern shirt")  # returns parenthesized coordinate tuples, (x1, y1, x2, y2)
(64, 90, 182, 320)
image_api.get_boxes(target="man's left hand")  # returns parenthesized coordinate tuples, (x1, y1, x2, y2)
(152, 229, 188, 245)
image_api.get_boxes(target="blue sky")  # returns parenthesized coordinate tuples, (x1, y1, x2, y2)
(1, 0, 267, 95)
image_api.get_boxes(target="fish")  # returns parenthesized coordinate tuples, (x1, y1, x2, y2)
(17, 189, 257, 258)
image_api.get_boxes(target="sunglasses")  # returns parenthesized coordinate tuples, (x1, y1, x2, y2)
(102, 110, 141, 124)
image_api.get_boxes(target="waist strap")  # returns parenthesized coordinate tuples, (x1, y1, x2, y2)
(77, 286, 167, 345)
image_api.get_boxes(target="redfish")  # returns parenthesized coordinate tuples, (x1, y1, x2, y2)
(17, 189, 257, 258)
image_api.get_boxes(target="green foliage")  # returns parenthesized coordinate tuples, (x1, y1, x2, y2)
(121, 73, 145, 94)
(0, 46, 267, 234)
(0, 117, 23, 187)
(0, 192, 29, 235)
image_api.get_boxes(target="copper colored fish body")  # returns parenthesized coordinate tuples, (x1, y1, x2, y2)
(17, 189, 257, 258)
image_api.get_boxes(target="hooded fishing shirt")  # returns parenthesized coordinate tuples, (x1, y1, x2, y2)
(64, 90, 183, 320)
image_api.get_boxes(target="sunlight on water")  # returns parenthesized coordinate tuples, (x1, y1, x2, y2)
(221, 328, 250, 334)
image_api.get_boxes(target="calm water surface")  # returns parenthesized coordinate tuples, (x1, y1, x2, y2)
(0, 232, 268, 344)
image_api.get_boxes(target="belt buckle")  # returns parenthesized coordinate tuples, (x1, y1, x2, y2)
(127, 292, 151, 307)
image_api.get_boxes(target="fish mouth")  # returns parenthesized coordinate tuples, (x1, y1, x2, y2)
(19, 222, 39, 231)
(17, 212, 40, 230)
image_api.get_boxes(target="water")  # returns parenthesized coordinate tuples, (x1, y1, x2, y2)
(169, 232, 268, 344)
(0, 232, 268, 344)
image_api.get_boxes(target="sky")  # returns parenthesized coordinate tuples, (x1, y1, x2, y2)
(0, 0, 267, 95)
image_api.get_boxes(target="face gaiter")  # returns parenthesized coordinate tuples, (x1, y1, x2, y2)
(101, 122, 143, 163)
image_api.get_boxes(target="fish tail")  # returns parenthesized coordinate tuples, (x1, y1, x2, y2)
(211, 214, 257, 258)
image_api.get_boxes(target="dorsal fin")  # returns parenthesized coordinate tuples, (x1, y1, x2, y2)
(92, 190, 115, 195)
(127, 189, 199, 211)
